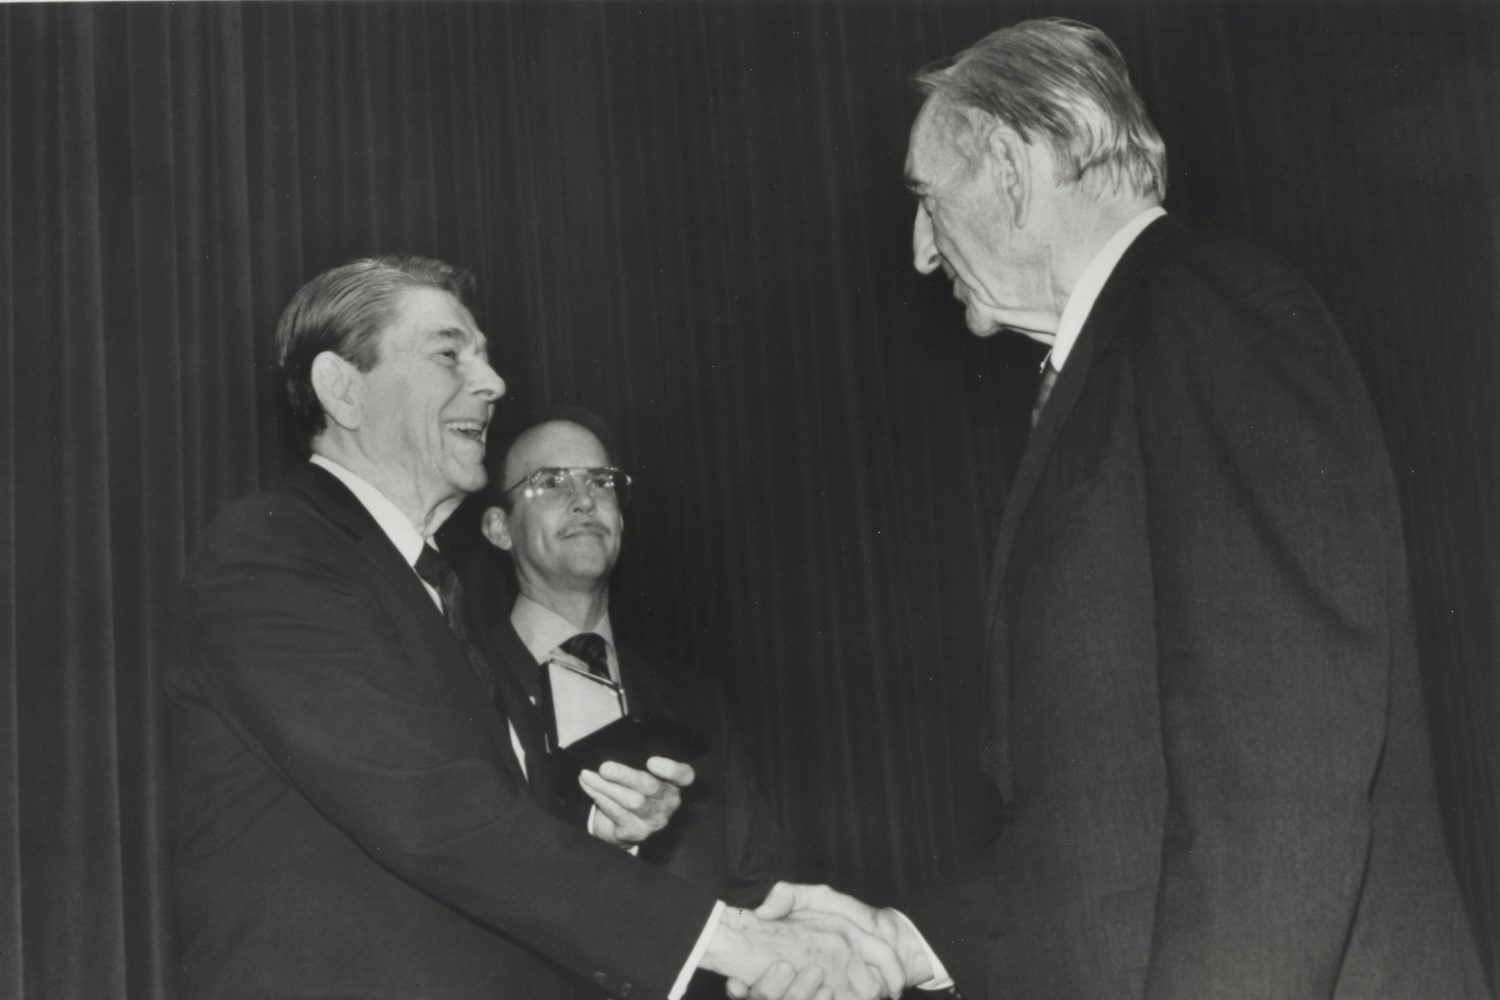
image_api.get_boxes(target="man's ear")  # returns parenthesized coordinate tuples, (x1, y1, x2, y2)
(310, 351, 363, 431)
(983, 122, 1033, 229)
(480, 505, 515, 552)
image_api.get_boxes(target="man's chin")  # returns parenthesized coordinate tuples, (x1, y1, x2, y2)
(559, 554, 616, 585)
(965, 304, 1051, 343)
(444, 461, 488, 497)
(963, 306, 1006, 338)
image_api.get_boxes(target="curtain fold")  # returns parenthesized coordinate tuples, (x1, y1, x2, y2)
(2, 3, 1495, 997)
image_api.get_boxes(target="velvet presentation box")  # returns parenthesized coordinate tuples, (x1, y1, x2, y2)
(540, 658, 708, 774)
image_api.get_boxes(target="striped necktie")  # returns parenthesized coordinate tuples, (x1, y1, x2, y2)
(414, 544, 492, 693)
(1031, 355, 1060, 429)
(560, 632, 611, 680)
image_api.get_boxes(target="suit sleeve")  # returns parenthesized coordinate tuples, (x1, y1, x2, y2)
(715, 694, 785, 907)
(1131, 253, 1396, 997)
(179, 511, 719, 999)
(627, 648, 784, 909)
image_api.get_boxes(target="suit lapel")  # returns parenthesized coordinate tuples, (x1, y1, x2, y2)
(982, 216, 1174, 621)
(982, 330, 1093, 632)
(479, 617, 564, 806)
(286, 464, 530, 787)
(978, 217, 1173, 797)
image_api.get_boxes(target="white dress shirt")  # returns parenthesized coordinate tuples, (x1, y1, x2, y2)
(1049, 206, 1167, 372)
(511, 594, 622, 688)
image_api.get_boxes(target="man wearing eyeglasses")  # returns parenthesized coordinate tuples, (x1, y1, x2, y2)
(479, 412, 690, 842)
(476, 411, 786, 992)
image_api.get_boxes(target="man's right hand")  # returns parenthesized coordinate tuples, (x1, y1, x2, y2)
(723, 883, 938, 1000)
(699, 902, 905, 1000)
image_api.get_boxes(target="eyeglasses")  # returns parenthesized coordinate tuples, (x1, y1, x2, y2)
(504, 466, 632, 509)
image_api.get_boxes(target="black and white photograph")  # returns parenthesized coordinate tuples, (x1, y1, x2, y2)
(3, 3, 1496, 998)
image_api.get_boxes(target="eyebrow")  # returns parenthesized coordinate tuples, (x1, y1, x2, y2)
(429, 327, 489, 355)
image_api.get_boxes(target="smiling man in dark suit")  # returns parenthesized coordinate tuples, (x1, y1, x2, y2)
(741, 18, 1487, 1000)
(167, 256, 904, 1000)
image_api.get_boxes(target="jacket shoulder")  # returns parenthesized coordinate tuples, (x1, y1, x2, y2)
(188, 466, 361, 570)
(1141, 221, 1314, 302)
(1122, 220, 1345, 361)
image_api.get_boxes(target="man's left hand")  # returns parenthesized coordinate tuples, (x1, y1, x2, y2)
(726, 883, 937, 999)
(580, 756, 695, 847)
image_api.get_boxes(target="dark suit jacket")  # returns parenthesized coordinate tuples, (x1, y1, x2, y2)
(904, 217, 1487, 1000)
(476, 615, 782, 912)
(167, 464, 723, 1000)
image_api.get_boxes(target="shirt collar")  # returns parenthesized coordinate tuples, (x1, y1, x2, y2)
(310, 454, 430, 568)
(510, 593, 616, 665)
(1050, 206, 1167, 372)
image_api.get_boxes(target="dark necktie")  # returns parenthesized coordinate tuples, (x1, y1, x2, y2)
(1031, 356, 1060, 429)
(414, 544, 491, 691)
(560, 631, 611, 679)
(414, 546, 559, 803)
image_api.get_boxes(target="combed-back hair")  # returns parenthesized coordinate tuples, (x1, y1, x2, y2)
(914, 18, 1167, 201)
(275, 254, 477, 451)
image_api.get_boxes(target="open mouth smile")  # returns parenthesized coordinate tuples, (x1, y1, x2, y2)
(445, 419, 487, 443)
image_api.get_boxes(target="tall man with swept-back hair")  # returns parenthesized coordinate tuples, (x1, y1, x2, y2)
(740, 18, 1486, 1000)
(167, 255, 906, 1000)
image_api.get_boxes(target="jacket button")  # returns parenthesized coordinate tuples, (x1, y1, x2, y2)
(618, 985, 633, 997)
(592, 972, 608, 985)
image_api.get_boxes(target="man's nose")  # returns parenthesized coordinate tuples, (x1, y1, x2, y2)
(568, 478, 598, 511)
(469, 359, 506, 401)
(913, 205, 940, 275)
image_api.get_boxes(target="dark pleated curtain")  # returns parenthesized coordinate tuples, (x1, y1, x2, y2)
(1, 3, 1495, 998)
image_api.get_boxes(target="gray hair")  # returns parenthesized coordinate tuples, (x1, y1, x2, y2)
(275, 254, 476, 451)
(915, 18, 1167, 201)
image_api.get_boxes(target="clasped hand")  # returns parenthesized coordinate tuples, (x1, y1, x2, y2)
(579, 756, 694, 847)
(711, 883, 933, 1000)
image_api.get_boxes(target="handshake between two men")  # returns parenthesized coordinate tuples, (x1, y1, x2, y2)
(704, 882, 940, 1000)
(581, 755, 942, 1000)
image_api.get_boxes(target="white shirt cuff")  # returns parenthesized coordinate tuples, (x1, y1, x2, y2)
(891, 909, 954, 991)
(667, 900, 725, 999)
(586, 805, 639, 856)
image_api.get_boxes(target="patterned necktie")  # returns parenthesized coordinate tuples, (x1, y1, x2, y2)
(413, 544, 492, 691)
(1031, 355, 1060, 429)
(560, 631, 611, 680)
